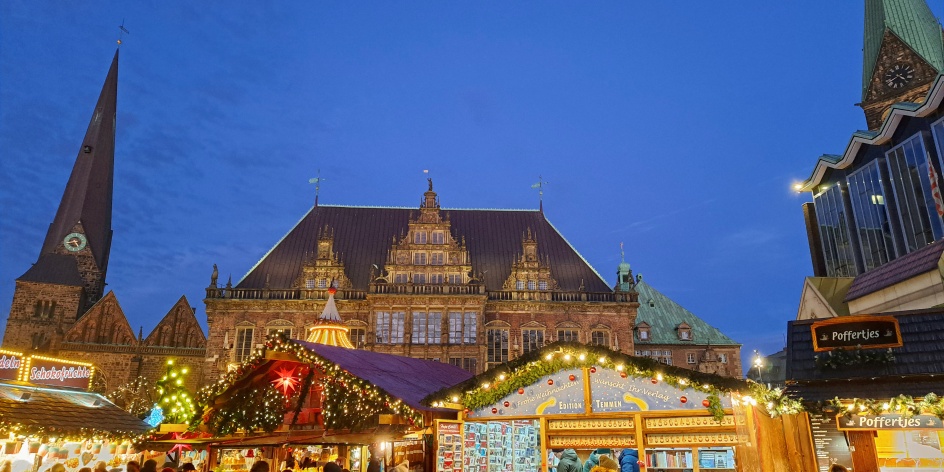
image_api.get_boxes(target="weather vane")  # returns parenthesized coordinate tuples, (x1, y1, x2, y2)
(531, 175, 548, 211)
(117, 20, 130, 46)
(309, 169, 325, 207)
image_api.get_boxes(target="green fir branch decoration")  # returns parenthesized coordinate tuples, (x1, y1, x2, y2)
(814, 347, 895, 370)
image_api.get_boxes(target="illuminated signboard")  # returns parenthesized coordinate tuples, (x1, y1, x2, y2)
(0, 350, 23, 381)
(837, 414, 944, 431)
(20, 355, 94, 389)
(811, 315, 902, 352)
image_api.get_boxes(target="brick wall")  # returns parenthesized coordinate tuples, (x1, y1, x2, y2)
(3, 281, 83, 351)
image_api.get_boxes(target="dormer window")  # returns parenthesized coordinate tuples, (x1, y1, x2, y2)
(636, 322, 651, 342)
(677, 322, 692, 341)
(516, 280, 525, 290)
(527, 280, 536, 290)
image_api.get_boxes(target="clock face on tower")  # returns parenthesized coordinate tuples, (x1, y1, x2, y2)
(884, 63, 915, 90)
(63, 232, 87, 252)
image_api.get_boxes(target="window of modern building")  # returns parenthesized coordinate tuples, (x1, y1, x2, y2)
(687, 352, 696, 364)
(522, 329, 544, 354)
(814, 184, 857, 277)
(847, 160, 896, 271)
(413, 252, 427, 265)
(486, 328, 509, 367)
(590, 330, 609, 347)
(234, 326, 254, 362)
(886, 133, 944, 252)
(931, 116, 944, 180)
(432, 231, 445, 244)
(557, 329, 579, 343)
(375, 311, 405, 344)
(430, 252, 444, 265)
(414, 231, 427, 244)
(463, 312, 477, 344)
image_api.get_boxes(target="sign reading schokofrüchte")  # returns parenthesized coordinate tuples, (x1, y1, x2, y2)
(837, 414, 944, 430)
(811, 315, 902, 351)
(22, 355, 94, 389)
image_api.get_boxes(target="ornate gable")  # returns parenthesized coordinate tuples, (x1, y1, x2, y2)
(64, 291, 136, 345)
(375, 180, 475, 287)
(293, 226, 352, 290)
(144, 295, 206, 348)
(502, 228, 559, 291)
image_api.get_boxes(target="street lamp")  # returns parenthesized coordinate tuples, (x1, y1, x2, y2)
(752, 350, 765, 384)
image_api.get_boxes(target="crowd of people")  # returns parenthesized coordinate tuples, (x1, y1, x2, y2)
(547, 448, 640, 472)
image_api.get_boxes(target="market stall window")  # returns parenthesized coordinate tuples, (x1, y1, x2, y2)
(874, 429, 944, 469)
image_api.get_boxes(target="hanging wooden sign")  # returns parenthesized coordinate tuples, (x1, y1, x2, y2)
(811, 315, 902, 351)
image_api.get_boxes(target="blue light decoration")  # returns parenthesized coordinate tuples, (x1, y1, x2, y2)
(145, 403, 165, 427)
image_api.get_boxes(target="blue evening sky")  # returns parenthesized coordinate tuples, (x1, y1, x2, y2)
(4, 2, 939, 372)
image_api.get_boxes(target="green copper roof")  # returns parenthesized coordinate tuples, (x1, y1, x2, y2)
(863, 0, 944, 99)
(633, 279, 738, 346)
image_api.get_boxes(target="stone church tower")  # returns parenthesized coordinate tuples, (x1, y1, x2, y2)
(3, 51, 118, 352)
(859, 0, 944, 130)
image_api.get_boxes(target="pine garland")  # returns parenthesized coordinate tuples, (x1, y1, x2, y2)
(814, 347, 895, 370)
(825, 393, 944, 419)
(202, 384, 287, 435)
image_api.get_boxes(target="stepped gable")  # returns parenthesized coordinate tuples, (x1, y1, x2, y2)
(237, 205, 609, 293)
(63, 291, 136, 345)
(144, 295, 206, 348)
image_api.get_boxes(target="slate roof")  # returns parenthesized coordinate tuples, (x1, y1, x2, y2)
(863, 0, 944, 99)
(0, 381, 151, 435)
(845, 238, 944, 301)
(633, 280, 738, 346)
(785, 309, 944, 401)
(39, 50, 117, 272)
(17, 254, 84, 286)
(295, 340, 474, 411)
(238, 204, 611, 293)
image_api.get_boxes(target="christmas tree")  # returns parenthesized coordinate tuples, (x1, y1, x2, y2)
(155, 359, 196, 424)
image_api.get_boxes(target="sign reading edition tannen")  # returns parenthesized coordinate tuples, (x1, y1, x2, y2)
(811, 315, 902, 351)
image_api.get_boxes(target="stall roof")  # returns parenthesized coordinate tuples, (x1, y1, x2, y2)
(294, 341, 473, 411)
(0, 381, 151, 435)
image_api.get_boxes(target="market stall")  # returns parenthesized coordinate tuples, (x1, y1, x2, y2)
(0, 352, 151, 472)
(426, 343, 806, 472)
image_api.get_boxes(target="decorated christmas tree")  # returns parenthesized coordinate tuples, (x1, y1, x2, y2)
(155, 359, 197, 424)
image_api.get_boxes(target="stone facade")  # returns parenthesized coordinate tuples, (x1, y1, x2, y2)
(633, 344, 742, 379)
(861, 30, 939, 130)
(4, 280, 84, 352)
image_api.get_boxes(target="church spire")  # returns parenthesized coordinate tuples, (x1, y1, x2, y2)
(39, 49, 118, 273)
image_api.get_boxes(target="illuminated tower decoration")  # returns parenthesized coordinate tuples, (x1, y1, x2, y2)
(306, 287, 355, 348)
(155, 359, 196, 424)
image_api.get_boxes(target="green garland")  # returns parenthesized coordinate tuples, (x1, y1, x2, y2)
(202, 384, 287, 435)
(814, 347, 895, 370)
(826, 393, 944, 419)
(0, 420, 152, 443)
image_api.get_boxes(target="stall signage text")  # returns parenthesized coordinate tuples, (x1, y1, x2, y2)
(28, 358, 92, 389)
(837, 414, 943, 430)
(471, 368, 585, 418)
(0, 354, 21, 380)
(589, 369, 731, 412)
(811, 315, 902, 351)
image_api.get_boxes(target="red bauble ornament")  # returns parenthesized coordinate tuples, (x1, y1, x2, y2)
(620, 372, 627, 378)
(651, 378, 658, 384)
(589, 367, 597, 374)
(702, 399, 711, 408)
(518, 388, 525, 395)
(680, 396, 688, 404)
(569, 374, 576, 382)
(492, 408, 498, 414)
(548, 379, 554, 386)
(503, 401, 510, 407)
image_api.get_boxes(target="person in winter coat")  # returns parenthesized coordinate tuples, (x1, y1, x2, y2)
(582, 451, 600, 472)
(618, 449, 640, 472)
(557, 449, 582, 472)
(597, 455, 619, 472)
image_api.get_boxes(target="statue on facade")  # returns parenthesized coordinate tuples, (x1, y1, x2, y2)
(210, 263, 219, 287)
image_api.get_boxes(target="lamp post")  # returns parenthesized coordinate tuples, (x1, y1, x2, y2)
(752, 350, 765, 384)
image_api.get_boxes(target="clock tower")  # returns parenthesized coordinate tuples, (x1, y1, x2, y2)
(859, 0, 944, 130)
(2, 51, 118, 352)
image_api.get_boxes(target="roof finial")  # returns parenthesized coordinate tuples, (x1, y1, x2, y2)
(620, 242, 625, 262)
(531, 175, 548, 212)
(117, 20, 130, 46)
(309, 169, 325, 207)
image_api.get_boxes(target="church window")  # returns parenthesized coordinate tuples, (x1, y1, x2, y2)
(414, 252, 427, 265)
(847, 161, 896, 272)
(516, 280, 524, 290)
(463, 312, 477, 344)
(375, 311, 405, 344)
(349, 327, 366, 348)
(590, 330, 609, 347)
(522, 329, 544, 354)
(430, 252, 444, 265)
(394, 273, 408, 284)
(432, 231, 445, 244)
(719, 353, 728, 364)
(557, 329, 578, 342)
(414, 231, 427, 244)
(305, 279, 315, 289)
(430, 273, 444, 284)
(234, 327, 254, 362)
(814, 184, 857, 277)
(414, 273, 427, 284)
(486, 328, 508, 367)
(527, 280, 536, 290)
(318, 278, 327, 288)
(538, 280, 548, 290)
(687, 353, 696, 364)
(886, 133, 944, 252)
(448, 274, 462, 285)
(33, 300, 56, 319)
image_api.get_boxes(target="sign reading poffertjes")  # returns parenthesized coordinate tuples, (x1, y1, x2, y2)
(811, 315, 902, 351)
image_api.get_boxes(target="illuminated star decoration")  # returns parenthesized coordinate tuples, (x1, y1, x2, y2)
(145, 404, 164, 427)
(271, 367, 300, 396)
(168, 433, 193, 455)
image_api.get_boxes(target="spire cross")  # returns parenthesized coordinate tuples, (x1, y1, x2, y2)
(531, 175, 548, 211)
(309, 169, 325, 207)
(117, 20, 130, 46)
